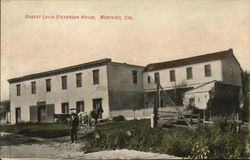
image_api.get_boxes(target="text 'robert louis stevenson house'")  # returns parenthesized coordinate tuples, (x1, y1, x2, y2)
(8, 49, 242, 124)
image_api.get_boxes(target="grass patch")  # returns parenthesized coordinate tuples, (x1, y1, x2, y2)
(86, 118, 248, 159)
(0, 122, 70, 138)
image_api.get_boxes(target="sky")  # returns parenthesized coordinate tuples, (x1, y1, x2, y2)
(1, 0, 250, 100)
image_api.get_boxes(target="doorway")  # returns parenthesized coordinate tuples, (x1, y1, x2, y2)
(37, 102, 46, 123)
(93, 98, 103, 118)
(15, 107, 21, 123)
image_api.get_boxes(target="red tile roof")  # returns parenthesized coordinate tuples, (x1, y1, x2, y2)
(145, 49, 233, 71)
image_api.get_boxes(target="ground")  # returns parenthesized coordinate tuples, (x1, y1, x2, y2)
(0, 126, 180, 159)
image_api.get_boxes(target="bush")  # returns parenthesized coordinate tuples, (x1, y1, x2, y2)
(189, 116, 247, 159)
(86, 119, 248, 159)
(112, 115, 125, 122)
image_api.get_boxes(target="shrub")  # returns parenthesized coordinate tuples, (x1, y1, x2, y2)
(86, 119, 248, 159)
(112, 115, 125, 122)
(188, 117, 247, 159)
(189, 140, 211, 159)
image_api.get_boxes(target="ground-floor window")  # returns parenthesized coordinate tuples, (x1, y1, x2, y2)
(76, 101, 84, 113)
(61, 102, 69, 114)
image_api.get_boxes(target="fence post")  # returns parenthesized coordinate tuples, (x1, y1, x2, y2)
(151, 114, 154, 128)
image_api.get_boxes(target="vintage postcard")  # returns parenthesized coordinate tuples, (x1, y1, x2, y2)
(1, 0, 250, 159)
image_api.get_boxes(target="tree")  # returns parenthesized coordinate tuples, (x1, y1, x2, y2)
(240, 70, 250, 122)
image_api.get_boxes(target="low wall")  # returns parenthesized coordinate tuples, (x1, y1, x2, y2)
(110, 106, 184, 120)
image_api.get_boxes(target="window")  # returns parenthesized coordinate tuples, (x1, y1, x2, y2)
(76, 101, 84, 113)
(154, 72, 160, 84)
(186, 67, 193, 79)
(204, 65, 212, 77)
(61, 103, 69, 114)
(16, 84, 21, 96)
(31, 81, 36, 94)
(46, 79, 51, 92)
(132, 70, 138, 84)
(61, 76, 67, 89)
(93, 70, 100, 85)
(76, 73, 82, 87)
(147, 76, 151, 84)
(170, 70, 176, 82)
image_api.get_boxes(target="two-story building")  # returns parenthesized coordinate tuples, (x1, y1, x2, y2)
(143, 49, 242, 116)
(8, 59, 144, 124)
(8, 49, 242, 123)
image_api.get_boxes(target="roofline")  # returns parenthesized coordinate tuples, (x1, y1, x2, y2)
(144, 49, 233, 72)
(8, 58, 112, 84)
(185, 80, 217, 93)
(109, 61, 144, 68)
(228, 49, 241, 67)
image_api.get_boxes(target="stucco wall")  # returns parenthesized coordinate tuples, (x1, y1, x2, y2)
(221, 52, 242, 87)
(107, 63, 145, 116)
(143, 60, 223, 92)
(10, 65, 109, 124)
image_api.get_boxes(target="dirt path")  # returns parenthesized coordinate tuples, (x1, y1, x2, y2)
(0, 131, 180, 159)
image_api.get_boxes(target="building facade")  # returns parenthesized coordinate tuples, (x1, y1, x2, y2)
(8, 59, 144, 124)
(8, 49, 242, 124)
(143, 49, 242, 116)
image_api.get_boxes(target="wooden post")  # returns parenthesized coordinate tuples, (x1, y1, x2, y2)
(151, 114, 154, 128)
(158, 83, 161, 108)
(154, 83, 159, 127)
(203, 110, 206, 123)
(198, 113, 201, 127)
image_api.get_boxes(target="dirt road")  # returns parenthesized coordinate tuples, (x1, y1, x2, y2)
(0, 132, 180, 159)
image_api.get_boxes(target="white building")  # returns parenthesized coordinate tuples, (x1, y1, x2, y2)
(8, 49, 242, 123)
(143, 49, 242, 116)
(8, 59, 144, 124)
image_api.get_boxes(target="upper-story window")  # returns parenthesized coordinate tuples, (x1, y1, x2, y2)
(170, 70, 176, 82)
(204, 64, 212, 77)
(147, 76, 151, 84)
(186, 67, 193, 80)
(46, 79, 51, 92)
(93, 69, 100, 85)
(154, 72, 160, 84)
(61, 76, 67, 90)
(16, 84, 21, 96)
(132, 70, 138, 84)
(76, 73, 82, 87)
(31, 81, 36, 94)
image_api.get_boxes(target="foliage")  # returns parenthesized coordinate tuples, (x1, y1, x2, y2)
(112, 115, 125, 122)
(0, 122, 70, 138)
(241, 70, 250, 122)
(86, 119, 248, 159)
(189, 116, 246, 159)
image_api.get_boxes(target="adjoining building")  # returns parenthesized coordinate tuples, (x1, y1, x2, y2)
(7, 49, 242, 124)
(144, 49, 242, 117)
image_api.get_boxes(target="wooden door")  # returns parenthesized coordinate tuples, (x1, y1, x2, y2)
(46, 104, 55, 123)
(15, 107, 21, 123)
(30, 106, 38, 122)
(93, 99, 103, 118)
